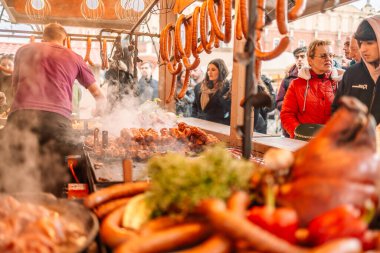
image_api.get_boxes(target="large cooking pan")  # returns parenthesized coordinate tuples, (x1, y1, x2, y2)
(0, 192, 99, 253)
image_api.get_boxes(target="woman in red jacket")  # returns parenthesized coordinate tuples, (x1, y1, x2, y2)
(280, 40, 345, 138)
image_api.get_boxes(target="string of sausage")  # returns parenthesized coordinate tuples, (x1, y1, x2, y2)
(66, 36, 71, 49)
(84, 36, 95, 66)
(101, 38, 109, 70)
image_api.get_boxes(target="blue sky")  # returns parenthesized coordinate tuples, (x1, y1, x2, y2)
(351, 0, 380, 10)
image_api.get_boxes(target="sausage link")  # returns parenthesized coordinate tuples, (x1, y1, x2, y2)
(255, 36, 290, 61)
(84, 36, 94, 66)
(192, 6, 204, 57)
(255, 0, 266, 41)
(100, 205, 138, 248)
(276, 0, 289, 35)
(224, 0, 232, 43)
(175, 14, 187, 58)
(114, 221, 211, 253)
(139, 216, 186, 236)
(200, 1, 214, 54)
(177, 234, 232, 253)
(167, 61, 183, 75)
(184, 18, 193, 58)
(165, 73, 177, 103)
(183, 56, 200, 70)
(101, 38, 108, 70)
(288, 0, 307, 21)
(66, 36, 71, 49)
(207, 0, 225, 41)
(95, 197, 130, 219)
(239, 0, 248, 39)
(84, 181, 150, 209)
(177, 69, 191, 99)
(235, 0, 243, 40)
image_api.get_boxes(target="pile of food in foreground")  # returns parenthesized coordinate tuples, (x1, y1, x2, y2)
(0, 195, 88, 253)
(84, 97, 380, 253)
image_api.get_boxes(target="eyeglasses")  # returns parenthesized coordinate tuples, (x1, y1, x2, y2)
(315, 53, 335, 60)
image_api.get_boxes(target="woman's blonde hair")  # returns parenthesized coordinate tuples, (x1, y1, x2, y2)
(307, 40, 332, 58)
(42, 23, 67, 42)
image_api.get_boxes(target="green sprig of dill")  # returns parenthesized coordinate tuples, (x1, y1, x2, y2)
(146, 145, 255, 216)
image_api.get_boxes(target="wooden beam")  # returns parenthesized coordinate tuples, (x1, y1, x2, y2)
(130, 0, 160, 34)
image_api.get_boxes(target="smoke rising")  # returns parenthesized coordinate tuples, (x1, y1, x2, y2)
(0, 123, 69, 195)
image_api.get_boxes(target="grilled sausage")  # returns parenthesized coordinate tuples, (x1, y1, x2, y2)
(84, 181, 150, 209)
(95, 197, 131, 219)
(100, 205, 139, 248)
(114, 221, 211, 253)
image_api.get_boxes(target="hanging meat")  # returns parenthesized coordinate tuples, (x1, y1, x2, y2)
(278, 96, 380, 226)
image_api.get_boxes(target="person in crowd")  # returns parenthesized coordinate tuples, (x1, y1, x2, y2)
(342, 36, 352, 66)
(254, 75, 276, 134)
(281, 39, 345, 139)
(192, 58, 231, 125)
(190, 67, 204, 87)
(332, 15, 380, 123)
(276, 46, 307, 137)
(175, 70, 195, 117)
(276, 46, 307, 111)
(0, 54, 14, 112)
(349, 35, 361, 63)
(137, 61, 158, 103)
(4, 23, 106, 195)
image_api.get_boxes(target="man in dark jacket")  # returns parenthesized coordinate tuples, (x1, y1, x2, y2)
(331, 15, 380, 123)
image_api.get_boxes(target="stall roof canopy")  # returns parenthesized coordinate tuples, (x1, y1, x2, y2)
(0, 0, 359, 29)
(0, 0, 154, 29)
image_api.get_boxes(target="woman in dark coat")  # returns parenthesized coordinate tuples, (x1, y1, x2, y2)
(192, 59, 231, 125)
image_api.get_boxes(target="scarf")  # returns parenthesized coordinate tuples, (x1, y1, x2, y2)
(200, 82, 219, 111)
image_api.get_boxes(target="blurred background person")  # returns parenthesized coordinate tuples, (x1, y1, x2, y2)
(175, 70, 195, 117)
(0, 54, 14, 112)
(190, 67, 204, 87)
(281, 40, 344, 139)
(349, 36, 361, 63)
(192, 59, 231, 125)
(254, 75, 276, 134)
(342, 35, 352, 68)
(137, 61, 158, 103)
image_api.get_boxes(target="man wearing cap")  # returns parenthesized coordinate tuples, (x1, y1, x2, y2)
(332, 15, 380, 123)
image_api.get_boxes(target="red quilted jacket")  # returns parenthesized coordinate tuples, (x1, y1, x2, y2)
(280, 68, 344, 138)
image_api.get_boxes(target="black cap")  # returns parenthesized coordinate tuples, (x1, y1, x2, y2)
(354, 20, 377, 41)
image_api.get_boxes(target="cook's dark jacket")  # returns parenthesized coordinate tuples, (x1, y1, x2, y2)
(331, 61, 380, 123)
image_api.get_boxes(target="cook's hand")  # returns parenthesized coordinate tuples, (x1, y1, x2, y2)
(92, 98, 107, 117)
